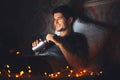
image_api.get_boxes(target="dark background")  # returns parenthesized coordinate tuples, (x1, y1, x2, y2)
(1, 0, 52, 75)
(1, 0, 38, 55)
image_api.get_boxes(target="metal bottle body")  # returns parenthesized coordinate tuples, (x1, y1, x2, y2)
(32, 40, 47, 51)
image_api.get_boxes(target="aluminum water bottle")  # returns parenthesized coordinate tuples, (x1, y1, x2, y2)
(32, 31, 60, 52)
(32, 40, 47, 51)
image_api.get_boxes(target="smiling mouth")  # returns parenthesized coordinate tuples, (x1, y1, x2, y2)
(55, 25, 61, 28)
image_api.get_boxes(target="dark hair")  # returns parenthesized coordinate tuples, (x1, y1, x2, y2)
(52, 5, 75, 20)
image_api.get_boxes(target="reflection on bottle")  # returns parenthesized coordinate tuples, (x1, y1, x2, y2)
(32, 40, 47, 52)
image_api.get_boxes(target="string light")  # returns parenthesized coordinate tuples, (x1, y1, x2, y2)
(28, 66, 31, 69)
(28, 70, 32, 73)
(20, 70, 24, 76)
(8, 70, 11, 73)
(6, 65, 10, 68)
(44, 72, 47, 76)
(90, 72, 94, 75)
(0, 71, 1, 75)
(0, 64, 103, 79)
(16, 51, 21, 55)
(15, 74, 19, 78)
(8, 74, 11, 77)
(43, 66, 103, 78)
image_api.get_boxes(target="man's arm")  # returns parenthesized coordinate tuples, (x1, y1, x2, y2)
(57, 42, 87, 71)
(46, 34, 88, 71)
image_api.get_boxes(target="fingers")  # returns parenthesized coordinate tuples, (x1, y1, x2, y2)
(32, 40, 38, 47)
(32, 38, 42, 47)
(46, 34, 55, 42)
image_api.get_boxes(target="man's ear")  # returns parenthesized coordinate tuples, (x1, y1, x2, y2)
(68, 17, 73, 24)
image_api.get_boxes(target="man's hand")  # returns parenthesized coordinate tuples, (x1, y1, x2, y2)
(46, 34, 61, 46)
(46, 34, 56, 42)
(32, 38, 42, 48)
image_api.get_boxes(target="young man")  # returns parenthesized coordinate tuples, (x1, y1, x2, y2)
(32, 5, 88, 72)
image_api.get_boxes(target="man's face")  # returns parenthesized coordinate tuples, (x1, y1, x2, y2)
(53, 12, 68, 31)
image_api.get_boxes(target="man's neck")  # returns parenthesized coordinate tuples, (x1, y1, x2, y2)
(60, 29, 72, 37)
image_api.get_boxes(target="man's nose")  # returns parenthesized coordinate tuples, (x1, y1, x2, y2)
(54, 19, 59, 24)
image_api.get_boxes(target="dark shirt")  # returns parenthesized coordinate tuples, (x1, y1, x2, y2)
(37, 32, 88, 71)
(61, 32, 88, 58)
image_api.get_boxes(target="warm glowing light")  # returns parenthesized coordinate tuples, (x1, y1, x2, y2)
(49, 73, 59, 78)
(8, 74, 11, 77)
(8, 70, 11, 73)
(0, 71, 1, 75)
(15, 74, 19, 78)
(55, 74, 58, 77)
(66, 66, 69, 69)
(44, 72, 47, 76)
(96, 71, 103, 76)
(6, 65, 10, 68)
(75, 73, 79, 77)
(43, 68, 103, 78)
(57, 72, 60, 75)
(51, 74, 54, 76)
(70, 70, 73, 73)
(80, 71, 83, 74)
(28, 70, 32, 73)
(28, 66, 31, 69)
(48, 74, 51, 77)
(16, 51, 20, 55)
(68, 74, 71, 77)
(83, 69, 87, 73)
(100, 71, 103, 74)
(20, 70, 24, 76)
(90, 72, 94, 76)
